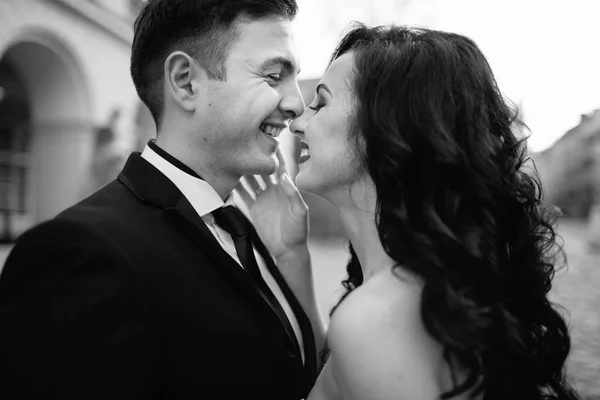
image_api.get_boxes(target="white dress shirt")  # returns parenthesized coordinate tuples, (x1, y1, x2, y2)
(141, 144, 304, 362)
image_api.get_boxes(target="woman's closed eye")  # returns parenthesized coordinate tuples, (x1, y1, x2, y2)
(308, 101, 325, 111)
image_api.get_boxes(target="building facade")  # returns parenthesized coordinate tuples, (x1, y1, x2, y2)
(0, 0, 154, 242)
(534, 109, 600, 248)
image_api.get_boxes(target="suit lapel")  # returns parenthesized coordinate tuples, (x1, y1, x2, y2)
(167, 197, 304, 361)
(117, 153, 301, 359)
(166, 195, 279, 317)
(246, 217, 319, 388)
(118, 154, 270, 309)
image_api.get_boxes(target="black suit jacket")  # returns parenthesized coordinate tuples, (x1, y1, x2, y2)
(0, 153, 317, 399)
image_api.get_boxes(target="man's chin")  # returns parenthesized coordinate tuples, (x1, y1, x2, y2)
(247, 155, 279, 176)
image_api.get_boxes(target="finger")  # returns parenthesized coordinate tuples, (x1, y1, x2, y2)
(234, 180, 255, 207)
(280, 173, 308, 220)
(261, 173, 278, 186)
(242, 175, 265, 196)
(276, 147, 289, 178)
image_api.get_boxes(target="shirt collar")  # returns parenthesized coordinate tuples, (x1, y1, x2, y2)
(147, 140, 201, 178)
(141, 140, 225, 217)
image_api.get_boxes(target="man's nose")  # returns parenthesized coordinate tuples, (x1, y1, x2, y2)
(280, 83, 305, 119)
(289, 113, 305, 138)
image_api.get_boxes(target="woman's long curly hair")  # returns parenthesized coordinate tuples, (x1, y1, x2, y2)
(327, 23, 580, 399)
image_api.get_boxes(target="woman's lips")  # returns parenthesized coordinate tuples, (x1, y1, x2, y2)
(299, 142, 310, 164)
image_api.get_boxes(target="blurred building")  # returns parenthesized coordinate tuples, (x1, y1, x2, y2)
(534, 109, 600, 247)
(0, 0, 153, 242)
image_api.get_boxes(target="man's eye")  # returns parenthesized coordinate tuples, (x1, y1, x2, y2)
(266, 74, 282, 84)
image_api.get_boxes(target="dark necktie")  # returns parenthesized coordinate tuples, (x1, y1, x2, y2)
(212, 205, 302, 358)
(247, 219, 319, 392)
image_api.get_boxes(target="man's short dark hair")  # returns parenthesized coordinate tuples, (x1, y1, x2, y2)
(130, 0, 298, 129)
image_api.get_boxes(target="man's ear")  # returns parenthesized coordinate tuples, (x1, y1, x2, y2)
(164, 51, 206, 112)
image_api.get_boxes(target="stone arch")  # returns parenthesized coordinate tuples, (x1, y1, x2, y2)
(0, 29, 93, 238)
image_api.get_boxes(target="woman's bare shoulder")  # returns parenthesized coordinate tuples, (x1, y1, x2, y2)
(324, 267, 453, 400)
(330, 267, 424, 337)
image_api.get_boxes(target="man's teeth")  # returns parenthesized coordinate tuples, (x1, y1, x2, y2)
(260, 123, 283, 138)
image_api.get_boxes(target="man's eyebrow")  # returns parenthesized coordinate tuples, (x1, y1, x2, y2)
(316, 83, 332, 96)
(260, 56, 301, 74)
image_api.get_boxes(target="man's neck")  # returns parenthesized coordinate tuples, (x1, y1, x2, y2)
(154, 134, 239, 200)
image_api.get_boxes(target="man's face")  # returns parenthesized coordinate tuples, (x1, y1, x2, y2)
(198, 15, 304, 179)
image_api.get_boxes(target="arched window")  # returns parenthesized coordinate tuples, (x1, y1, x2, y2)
(0, 59, 31, 243)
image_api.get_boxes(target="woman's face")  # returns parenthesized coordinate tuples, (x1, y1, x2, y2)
(289, 52, 363, 199)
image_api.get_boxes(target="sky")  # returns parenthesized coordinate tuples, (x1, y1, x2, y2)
(292, 0, 600, 152)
